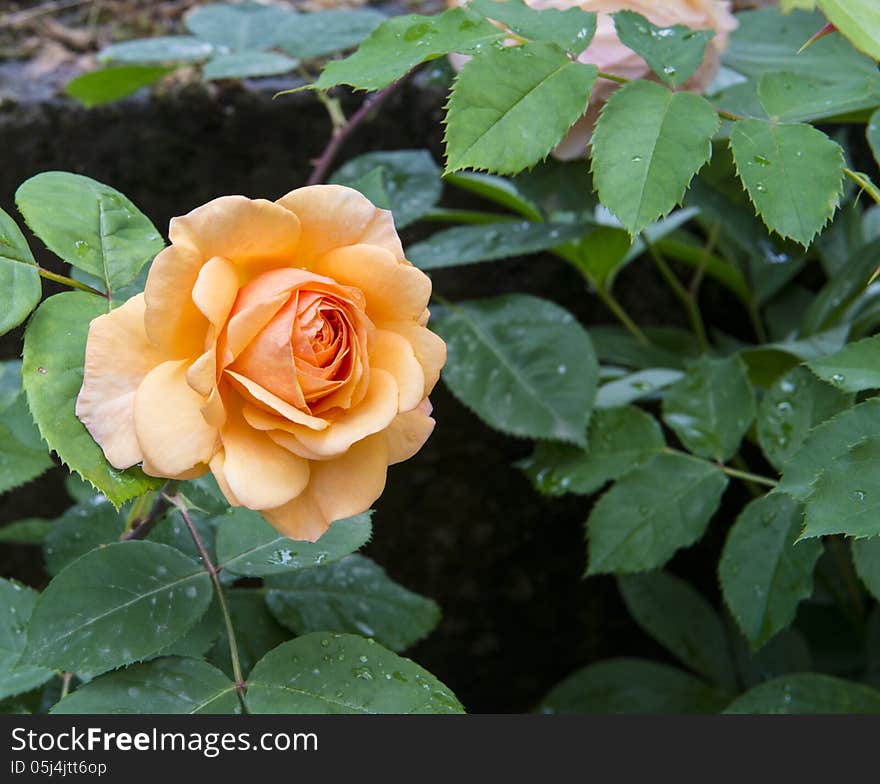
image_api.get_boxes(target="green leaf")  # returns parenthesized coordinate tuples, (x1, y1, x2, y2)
(23, 541, 212, 676)
(807, 335, 880, 392)
(0, 208, 41, 337)
(757, 366, 852, 471)
(661, 355, 756, 462)
(471, 0, 596, 54)
(801, 437, 880, 539)
(265, 555, 439, 652)
(0, 518, 51, 545)
(852, 538, 880, 602)
(51, 657, 238, 714)
(731, 626, 813, 688)
(99, 36, 213, 64)
(203, 51, 299, 80)
(434, 295, 598, 445)
(724, 673, 880, 714)
(0, 365, 53, 495)
(870, 109, 880, 166)
(0, 579, 54, 701)
(65, 65, 174, 107)
(331, 150, 441, 229)
(312, 8, 504, 92)
(16, 172, 163, 296)
(277, 9, 385, 59)
(590, 325, 700, 370)
(444, 171, 544, 220)
(445, 42, 597, 175)
(618, 572, 736, 689)
(720, 493, 822, 649)
(777, 398, 880, 501)
(21, 293, 159, 506)
(594, 368, 683, 408)
(591, 81, 718, 235)
(146, 509, 217, 567)
(208, 590, 288, 679)
(185, 2, 292, 51)
(613, 11, 714, 88)
(247, 633, 464, 714)
(42, 499, 125, 576)
(570, 226, 633, 290)
(518, 406, 665, 497)
(408, 220, 588, 270)
(155, 599, 222, 660)
(729, 119, 844, 246)
(539, 658, 728, 714)
(216, 508, 372, 577)
(586, 453, 728, 575)
(757, 71, 880, 124)
(817, 0, 880, 61)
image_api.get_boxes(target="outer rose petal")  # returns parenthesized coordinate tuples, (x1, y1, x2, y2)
(263, 435, 389, 541)
(134, 359, 219, 476)
(385, 321, 447, 397)
(75, 294, 165, 469)
(218, 406, 311, 510)
(276, 185, 405, 264)
(371, 329, 426, 412)
(385, 400, 436, 465)
(310, 244, 431, 326)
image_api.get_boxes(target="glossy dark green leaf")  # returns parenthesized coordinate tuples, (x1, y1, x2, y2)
(0, 579, 54, 701)
(852, 537, 880, 602)
(0, 362, 53, 495)
(595, 368, 683, 408)
(807, 335, 880, 393)
(42, 499, 125, 576)
(724, 673, 880, 714)
(0, 518, 51, 545)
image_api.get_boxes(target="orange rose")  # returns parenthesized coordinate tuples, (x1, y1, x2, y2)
(450, 0, 738, 160)
(75, 186, 445, 541)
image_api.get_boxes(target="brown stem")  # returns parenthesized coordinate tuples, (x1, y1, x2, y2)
(306, 82, 400, 187)
(122, 486, 173, 541)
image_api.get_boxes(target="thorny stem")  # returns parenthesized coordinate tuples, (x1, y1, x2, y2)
(305, 81, 400, 187)
(167, 495, 248, 712)
(37, 267, 104, 296)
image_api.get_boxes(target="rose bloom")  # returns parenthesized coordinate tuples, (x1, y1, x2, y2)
(76, 186, 445, 541)
(450, 0, 738, 159)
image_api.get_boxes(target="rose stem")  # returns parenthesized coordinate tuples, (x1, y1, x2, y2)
(167, 494, 248, 713)
(37, 266, 104, 296)
(122, 483, 176, 541)
(306, 81, 400, 186)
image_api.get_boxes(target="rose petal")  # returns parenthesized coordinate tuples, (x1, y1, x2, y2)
(134, 359, 219, 476)
(385, 400, 436, 465)
(371, 329, 426, 412)
(225, 370, 328, 430)
(192, 255, 240, 329)
(209, 450, 240, 506)
(75, 294, 166, 469)
(276, 184, 404, 264)
(384, 321, 446, 396)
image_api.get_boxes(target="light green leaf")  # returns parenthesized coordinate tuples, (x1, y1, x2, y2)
(0, 208, 41, 336)
(817, 0, 880, 61)
(0, 579, 54, 701)
(277, 9, 385, 59)
(720, 493, 821, 649)
(591, 80, 718, 235)
(661, 355, 756, 462)
(312, 8, 504, 92)
(65, 65, 174, 107)
(445, 42, 596, 175)
(434, 294, 598, 445)
(853, 538, 880, 602)
(16, 172, 163, 296)
(444, 171, 544, 220)
(518, 406, 665, 497)
(724, 673, 880, 714)
(265, 554, 440, 652)
(586, 453, 728, 575)
(618, 572, 736, 689)
(0, 365, 53, 495)
(208, 590, 289, 679)
(729, 119, 844, 246)
(470, 0, 596, 54)
(0, 518, 52, 545)
(408, 220, 588, 270)
(595, 368, 683, 408)
(247, 633, 464, 714)
(757, 366, 852, 471)
(539, 658, 728, 714)
(216, 508, 371, 577)
(613, 11, 714, 87)
(777, 398, 880, 501)
(51, 657, 238, 714)
(99, 36, 213, 64)
(42, 499, 125, 576)
(185, 2, 292, 51)
(203, 51, 299, 80)
(801, 437, 880, 539)
(807, 335, 880, 392)
(331, 150, 441, 229)
(21, 293, 159, 506)
(570, 226, 633, 290)
(23, 541, 212, 675)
